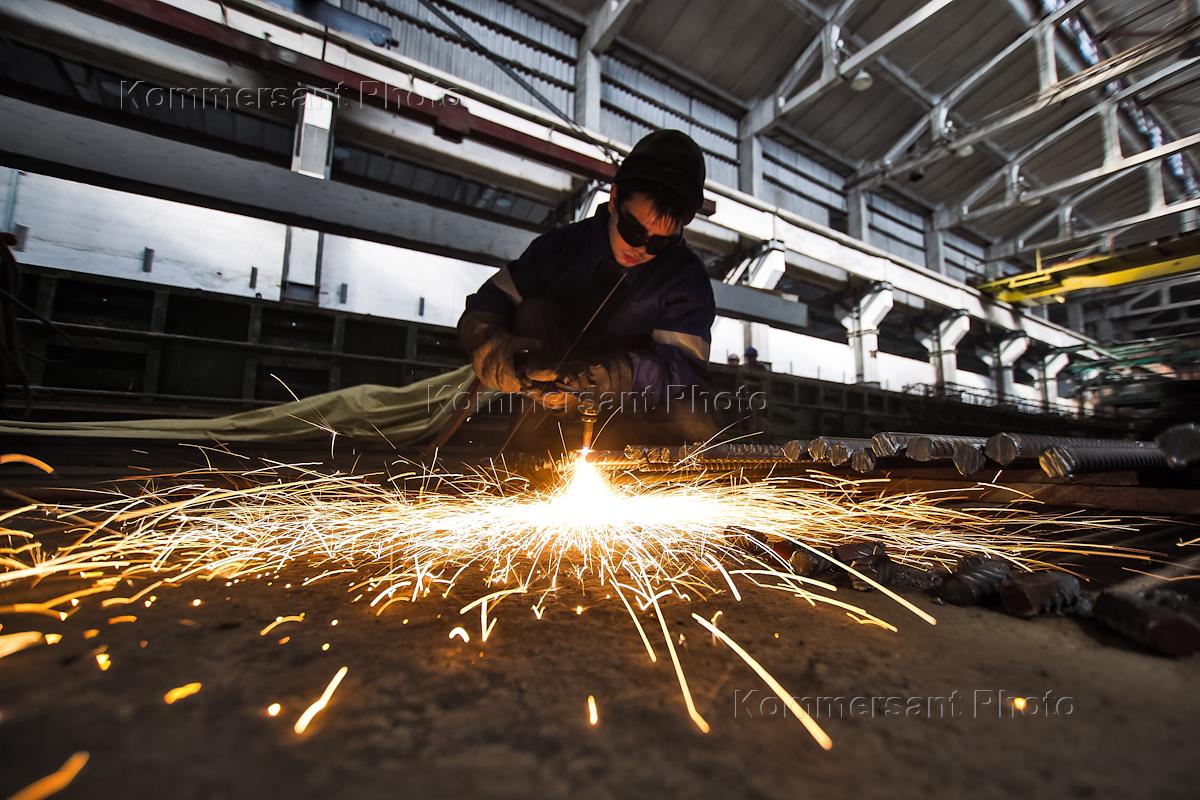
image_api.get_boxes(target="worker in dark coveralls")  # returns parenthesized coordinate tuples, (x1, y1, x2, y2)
(456, 129, 717, 450)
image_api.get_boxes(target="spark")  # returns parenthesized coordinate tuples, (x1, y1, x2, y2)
(0, 453, 55, 474)
(94, 653, 111, 671)
(0, 448, 1158, 746)
(693, 613, 832, 750)
(191, 599, 202, 607)
(294, 666, 348, 735)
(0, 631, 46, 660)
(259, 614, 305, 636)
(587, 695, 599, 726)
(267, 703, 282, 717)
(9, 751, 88, 800)
(163, 682, 202, 704)
(1012, 696, 1028, 712)
(108, 615, 137, 625)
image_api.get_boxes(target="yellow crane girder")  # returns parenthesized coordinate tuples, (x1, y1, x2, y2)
(978, 235, 1200, 304)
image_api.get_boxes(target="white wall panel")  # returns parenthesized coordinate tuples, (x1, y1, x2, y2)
(319, 234, 496, 328)
(12, 172, 285, 299)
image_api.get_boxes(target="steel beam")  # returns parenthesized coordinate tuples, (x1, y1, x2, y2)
(958, 132, 1200, 225)
(941, 58, 1200, 237)
(997, 199, 1200, 260)
(877, 0, 1093, 169)
(858, 21, 1199, 190)
(775, 0, 959, 120)
(0, 94, 535, 266)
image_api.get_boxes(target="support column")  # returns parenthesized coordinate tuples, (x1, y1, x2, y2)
(846, 188, 869, 242)
(573, 49, 601, 130)
(742, 320, 772, 366)
(838, 283, 893, 386)
(738, 134, 764, 198)
(1036, 352, 1070, 411)
(981, 333, 1028, 404)
(919, 311, 969, 390)
(924, 222, 945, 274)
(745, 239, 786, 289)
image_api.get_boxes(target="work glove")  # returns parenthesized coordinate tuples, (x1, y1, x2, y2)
(458, 311, 541, 393)
(525, 352, 634, 412)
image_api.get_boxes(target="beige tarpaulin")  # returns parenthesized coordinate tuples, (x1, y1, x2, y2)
(0, 366, 479, 444)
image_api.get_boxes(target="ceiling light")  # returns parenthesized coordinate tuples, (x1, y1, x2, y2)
(849, 69, 873, 92)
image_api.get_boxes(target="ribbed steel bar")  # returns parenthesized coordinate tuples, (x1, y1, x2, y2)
(783, 439, 812, 462)
(986, 433, 1148, 466)
(1039, 444, 1169, 478)
(676, 442, 789, 461)
(870, 432, 924, 457)
(907, 435, 987, 462)
(850, 448, 877, 473)
(809, 437, 873, 462)
(952, 442, 989, 476)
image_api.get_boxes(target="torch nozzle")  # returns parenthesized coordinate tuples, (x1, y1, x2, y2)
(579, 401, 598, 453)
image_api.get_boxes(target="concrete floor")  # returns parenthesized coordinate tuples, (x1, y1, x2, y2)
(1, 440, 1198, 799)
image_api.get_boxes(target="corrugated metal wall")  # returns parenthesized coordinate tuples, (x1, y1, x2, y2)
(599, 54, 739, 188)
(761, 137, 846, 229)
(869, 193, 926, 267)
(345, 0, 576, 119)
(944, 229, 986, 283)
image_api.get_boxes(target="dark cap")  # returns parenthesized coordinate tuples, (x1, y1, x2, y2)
(613, 130, 706, 220)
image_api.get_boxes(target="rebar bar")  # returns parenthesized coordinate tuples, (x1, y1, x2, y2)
(952, 442, 988, 476)
(870, 432, 923, 457)
(676, 442, 788, 461)
(907, 435, 986, 462)
(808, 437, 872, 462)
(985, 433, 1148, 466)
(1039, 444, 1169, 479)
(783, 439, 811, 462)
(850, 448, 876, 473)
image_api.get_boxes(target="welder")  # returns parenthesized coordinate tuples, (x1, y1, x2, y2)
(456, 129, 716, 451)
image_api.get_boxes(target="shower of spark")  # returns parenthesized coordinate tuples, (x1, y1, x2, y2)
(0, 449, 1153, 749)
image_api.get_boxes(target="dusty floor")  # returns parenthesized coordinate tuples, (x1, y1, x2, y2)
(0, 441, 1198, 799)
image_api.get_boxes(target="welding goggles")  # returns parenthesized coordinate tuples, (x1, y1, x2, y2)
(614, 198, 682, 256)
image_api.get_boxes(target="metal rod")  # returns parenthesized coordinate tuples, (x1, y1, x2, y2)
(907, 435, 986, 462)
(1039, 444, 1170, 478)
(987, 433, 1151, 465)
